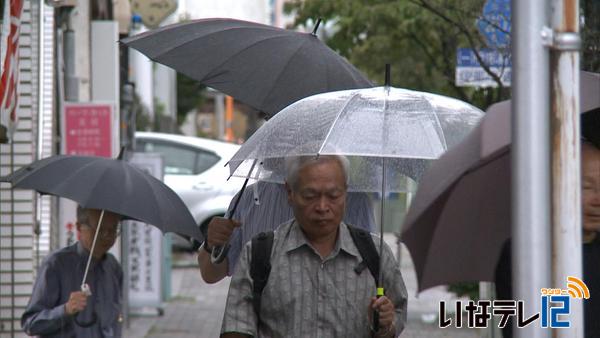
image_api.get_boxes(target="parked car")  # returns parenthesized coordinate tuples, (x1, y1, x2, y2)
(135, 131, 243, 250)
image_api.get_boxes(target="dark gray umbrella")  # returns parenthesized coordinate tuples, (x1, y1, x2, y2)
(401, 71, 600, 292)
(1, 154, 202, 242)
(121, 18, 372, 117)
(2, 152, 203, 306)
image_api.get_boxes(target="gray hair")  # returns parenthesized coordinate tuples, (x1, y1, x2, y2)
(76, 205, 93, 225)
(76, 206, 123, 226)
(284, 155, 350, 189)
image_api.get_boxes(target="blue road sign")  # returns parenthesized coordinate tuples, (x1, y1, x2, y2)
(477, 0, 511, 48)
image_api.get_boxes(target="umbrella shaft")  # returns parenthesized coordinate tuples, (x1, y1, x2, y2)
(81, 209, 105, 289)
(379, 158, 386, 288)
(229, 159, 258, 218)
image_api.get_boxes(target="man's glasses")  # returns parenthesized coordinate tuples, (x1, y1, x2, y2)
(85, 223, 121, 239)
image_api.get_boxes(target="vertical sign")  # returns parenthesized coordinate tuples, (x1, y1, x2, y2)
(125, 153, 164, 308)
(63, 103, 113, 157)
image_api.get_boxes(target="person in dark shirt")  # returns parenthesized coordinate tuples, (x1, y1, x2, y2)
(495, 140, 600, 337)
(22, 206, 123, 338)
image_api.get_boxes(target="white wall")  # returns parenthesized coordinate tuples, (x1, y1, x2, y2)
(179, 0, 270, 24)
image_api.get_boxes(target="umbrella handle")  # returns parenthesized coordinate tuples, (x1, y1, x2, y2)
(372, 309, 380, 336)
(209, 159, 258, 265)
(210, 243, 230, 264)
(371, 288, 384, 336)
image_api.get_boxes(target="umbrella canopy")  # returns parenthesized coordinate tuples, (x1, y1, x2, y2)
(1, 154, 202, 242)
(122, 18, 373, 118)
(227, 86, 484, 192)
(401, 71, 600, 292)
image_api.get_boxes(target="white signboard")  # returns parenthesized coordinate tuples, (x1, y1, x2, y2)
(126, 153, 164, 308)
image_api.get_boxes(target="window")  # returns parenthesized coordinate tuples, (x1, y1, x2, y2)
(196, 151, 220, 174)
(137, 138, 220, 175)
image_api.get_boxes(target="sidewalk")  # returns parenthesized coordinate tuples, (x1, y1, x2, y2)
(124, 236, 481, 337)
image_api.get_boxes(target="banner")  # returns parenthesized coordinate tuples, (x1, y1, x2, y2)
(125, 153, 164, 308)
(0, 0, 24, 142)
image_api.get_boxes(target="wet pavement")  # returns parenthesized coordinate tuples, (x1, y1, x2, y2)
(125, 236, 481, 338)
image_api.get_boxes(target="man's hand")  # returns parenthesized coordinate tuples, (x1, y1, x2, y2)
(65, 291, 89, 315)
(370, 296, 396, 337)
(207, 217, 241, 248)
(197, 217, 239, 283)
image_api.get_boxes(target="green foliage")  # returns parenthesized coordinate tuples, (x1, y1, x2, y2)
(133, 91, 151, 131)
(176, 73, 205, 126)
(582, 0, 600, 72)
(285, 0, 510, 109)
(447, 282, 480, 301)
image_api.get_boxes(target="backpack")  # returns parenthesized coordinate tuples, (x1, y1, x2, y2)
(250, 225, 380, 315)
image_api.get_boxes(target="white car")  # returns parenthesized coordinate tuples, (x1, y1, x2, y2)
(135, 132, 243, 250)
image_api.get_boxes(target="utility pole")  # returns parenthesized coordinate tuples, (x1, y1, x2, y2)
(512, 0, 551, 337)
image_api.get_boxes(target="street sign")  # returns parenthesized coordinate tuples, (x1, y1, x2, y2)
(477, 0, 511, 48)
(456, 48, 511, 87)
(63, 103, 114, 157)
(125, 153, 164, 309)
(131, 0, 177, 29)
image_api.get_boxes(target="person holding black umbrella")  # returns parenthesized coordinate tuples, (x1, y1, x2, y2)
(21, 206, 124, 338)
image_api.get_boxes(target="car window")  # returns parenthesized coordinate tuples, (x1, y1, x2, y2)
(137, 138, 220, 175)
(196, 151, 220, 174)
(138, 140, 197, 175)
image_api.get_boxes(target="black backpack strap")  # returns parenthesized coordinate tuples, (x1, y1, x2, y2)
(347, 225, 380, 287)
(250, 231, 274, 316)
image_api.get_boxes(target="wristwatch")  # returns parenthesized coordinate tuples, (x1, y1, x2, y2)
(200, 240, 213, 254)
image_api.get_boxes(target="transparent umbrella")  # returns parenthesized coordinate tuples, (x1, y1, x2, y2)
(224, 73, 484, 329)
(227, 86, 484, 193)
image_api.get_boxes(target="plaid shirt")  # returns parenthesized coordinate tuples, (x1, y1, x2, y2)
(222, 220, 407, 338)
(227, 181, 376, 275)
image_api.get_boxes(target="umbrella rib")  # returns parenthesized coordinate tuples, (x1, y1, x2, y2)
(198, 33, 300, 85)
(135, 168, 172, 230)
(423, 93, 449, 152)
(77, 164, 119, 208)
(406, 147, 509, 231)
(46, 159, 106, 203)
(143, 25, 283, 60)
(318, 92, 362, 154)
(258, 36, 316, 106)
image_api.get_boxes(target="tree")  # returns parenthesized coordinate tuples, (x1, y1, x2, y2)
(582, 0, 600, 72)
(176, 72, 205, 126)
(285, 0, 510, 109)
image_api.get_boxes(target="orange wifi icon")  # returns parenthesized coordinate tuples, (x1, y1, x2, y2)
(566, 276, 590, 299)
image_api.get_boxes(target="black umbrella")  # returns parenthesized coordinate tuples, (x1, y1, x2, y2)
(1, 153, 202, 242)
(121, 18, 373, 117)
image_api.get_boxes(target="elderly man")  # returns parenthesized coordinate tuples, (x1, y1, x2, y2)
(22, 206, 123, 338)
(198, 180, 376, 283)
(220, 155, 407, 338)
